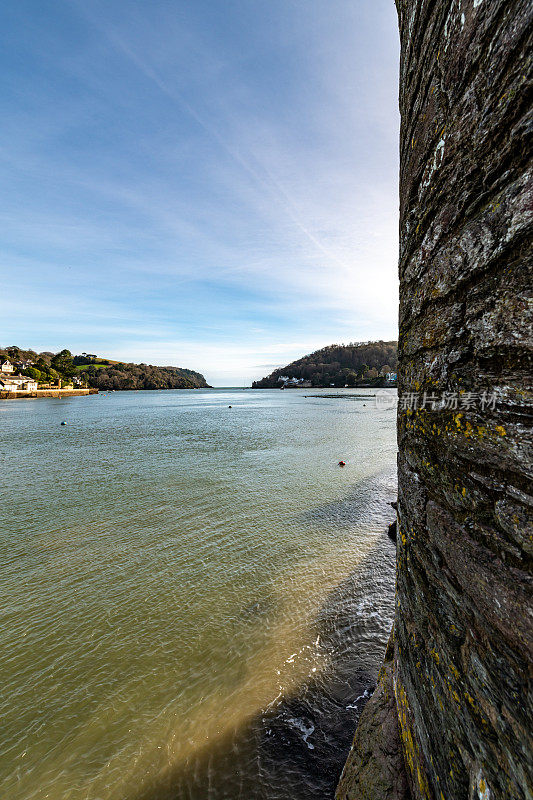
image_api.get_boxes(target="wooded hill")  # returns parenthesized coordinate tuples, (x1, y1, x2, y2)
(252, 341, 397, 388)
(0, 346, 210, 390)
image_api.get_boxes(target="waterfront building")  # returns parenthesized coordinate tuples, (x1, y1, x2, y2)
(0, 375, 38, 392)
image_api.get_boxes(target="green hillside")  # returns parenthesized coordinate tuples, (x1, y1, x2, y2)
(252, 341, 397, 388)
(0, 346, 210, 390)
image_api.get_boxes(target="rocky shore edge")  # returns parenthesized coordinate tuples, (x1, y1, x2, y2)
(336, 630, 410, 800)
(335, 502, 410, 800)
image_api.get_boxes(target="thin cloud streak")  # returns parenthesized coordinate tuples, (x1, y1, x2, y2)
(78, 2, 369, 282)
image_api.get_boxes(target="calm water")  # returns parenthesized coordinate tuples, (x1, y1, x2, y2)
(1, 388, 398, 800)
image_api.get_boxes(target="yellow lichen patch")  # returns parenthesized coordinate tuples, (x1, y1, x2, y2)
(495, 425, 507, 436)
(395, 678, 432, 800)
(478, 775, 491, 800)
(464, 691, 477, 709)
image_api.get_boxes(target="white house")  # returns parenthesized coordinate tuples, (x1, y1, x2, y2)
(283, 377, 312, 388)
(1, 360, 14, 373)
(0, 375, 38, 392)
(0, 377, 17, 392)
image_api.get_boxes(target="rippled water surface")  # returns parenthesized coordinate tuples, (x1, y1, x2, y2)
(0, 388, 398, 799)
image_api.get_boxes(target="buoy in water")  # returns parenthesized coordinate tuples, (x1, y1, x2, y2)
(338, 460, 346, 467)
(228, 405, 232, 408)
(61, 421, 67, 426)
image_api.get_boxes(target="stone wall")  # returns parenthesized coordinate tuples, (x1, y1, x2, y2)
(395, 0, 532, 798)
(0, 389, 98, 399)
(337, 1, 532, 798)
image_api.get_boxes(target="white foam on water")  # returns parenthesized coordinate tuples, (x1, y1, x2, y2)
(346, 687, 372, 711)
(286, 717, 316, 750)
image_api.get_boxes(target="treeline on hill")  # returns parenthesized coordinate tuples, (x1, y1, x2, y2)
(252, 341, 398, 388)
(0, 346, 210, 390)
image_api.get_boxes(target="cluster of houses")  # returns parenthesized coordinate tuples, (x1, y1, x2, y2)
(277, 371, 397, 388)
(0, 358, 86, 393)
(0, 360, 39, 392)
(277, 376, 313, 388)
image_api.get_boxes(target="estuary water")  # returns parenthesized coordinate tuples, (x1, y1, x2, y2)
(0, 388, 398, 800)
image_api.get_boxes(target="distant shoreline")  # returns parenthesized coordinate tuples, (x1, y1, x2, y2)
(252, 383, 397, 390)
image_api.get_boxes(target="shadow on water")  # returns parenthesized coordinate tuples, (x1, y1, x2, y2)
(301, 471, 398, 530)
(129, 530, 397, 800)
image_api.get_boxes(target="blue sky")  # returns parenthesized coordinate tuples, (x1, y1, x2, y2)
(1, 0, 399, 386)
